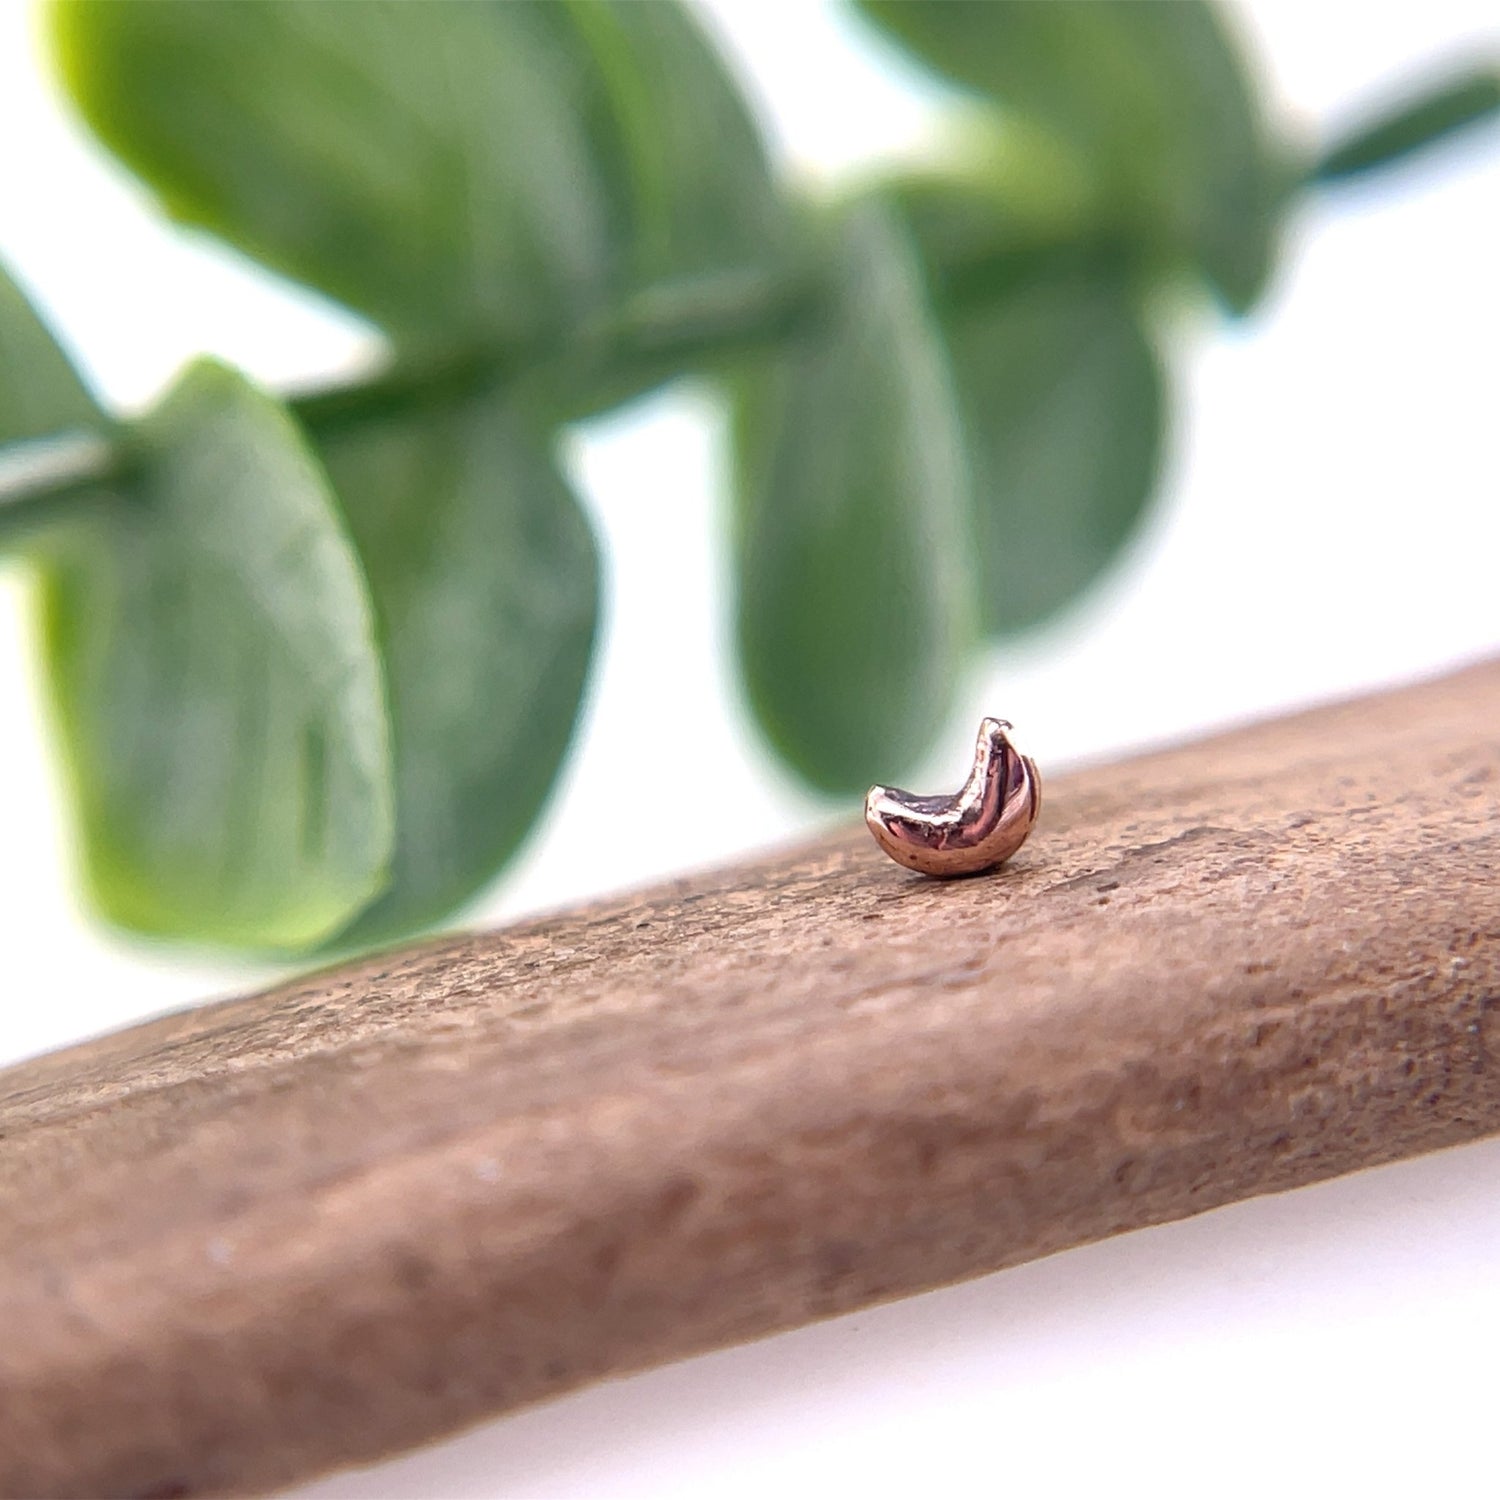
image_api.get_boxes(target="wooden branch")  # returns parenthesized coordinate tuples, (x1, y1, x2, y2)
(3, 661, 1498, 1498)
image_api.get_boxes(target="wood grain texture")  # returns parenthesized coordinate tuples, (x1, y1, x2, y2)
(3, 661, 1499, 1498)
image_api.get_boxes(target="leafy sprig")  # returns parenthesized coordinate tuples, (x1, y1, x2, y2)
(0, 0, 1493, 955)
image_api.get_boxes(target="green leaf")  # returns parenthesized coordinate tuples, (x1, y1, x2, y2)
(858, 0, 1282, 311)
(558, 0, 791, 289)
(315, 391, 598, 947)
(1314, 67, 1500, 183)
(50, 0, 616, 346)
(529, 0, 799, 418)
(0, 258, 101, 446)
(40, 359, 393, 950)
(945, 270, 1164, 637)
(732, 201, 974, 796)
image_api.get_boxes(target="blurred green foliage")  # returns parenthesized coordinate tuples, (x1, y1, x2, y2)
(734, 201, 973, 791)
(41, 360, 393, 949)
(0, 0, 1494, 955)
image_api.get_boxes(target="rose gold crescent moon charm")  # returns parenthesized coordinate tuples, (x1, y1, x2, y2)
(865, 718, 1041, 877)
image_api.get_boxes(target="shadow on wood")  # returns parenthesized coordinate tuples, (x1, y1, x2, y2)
(2, 660, 1497, 1497)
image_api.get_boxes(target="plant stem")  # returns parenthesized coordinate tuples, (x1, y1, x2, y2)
(606, 265, 816, 363)
(0, 433, 119, 553)
(294, 266, 817, 429)
(0, 245, 955, 516)
(0, 266, 821, 535)
(1311, 66, 1500, 184)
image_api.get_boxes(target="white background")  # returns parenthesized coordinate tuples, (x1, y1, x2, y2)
(1, 1, 1497, 1495)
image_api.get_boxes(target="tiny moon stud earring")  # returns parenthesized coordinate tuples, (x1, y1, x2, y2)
(865, 718, 1041, 877)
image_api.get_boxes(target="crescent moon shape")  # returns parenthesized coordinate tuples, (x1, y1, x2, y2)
(865, 718, 1041, 877)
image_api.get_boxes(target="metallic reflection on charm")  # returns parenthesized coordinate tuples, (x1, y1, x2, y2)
(865, 719, 1041, 877)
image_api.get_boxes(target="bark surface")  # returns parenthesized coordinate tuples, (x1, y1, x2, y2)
(3, 661, 1498, 1497)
